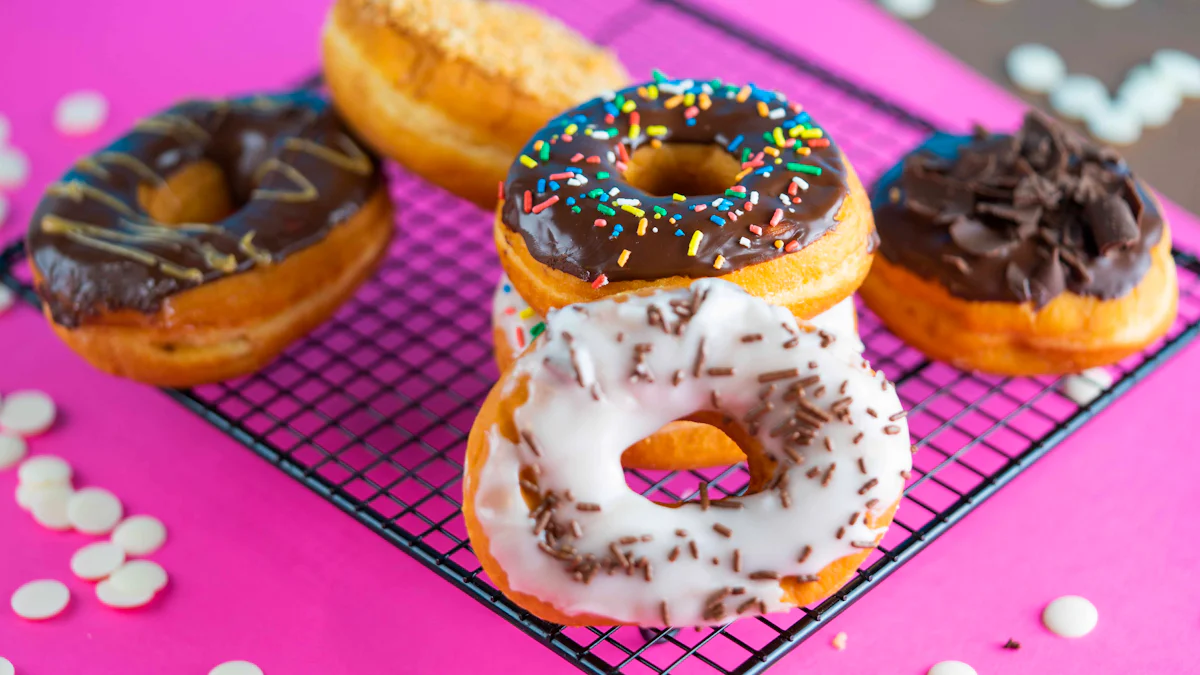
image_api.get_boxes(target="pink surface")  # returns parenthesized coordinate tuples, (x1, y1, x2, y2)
(1, 1, 1197, 674)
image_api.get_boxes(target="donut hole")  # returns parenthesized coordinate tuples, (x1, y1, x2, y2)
(622, 143, 742, 197)
(138, 160, 234, 225)
(620, 416, 759, 507)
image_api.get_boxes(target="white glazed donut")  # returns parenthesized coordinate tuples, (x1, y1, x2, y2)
(464, 279, 912, 626)
(491, 273, 864, 371)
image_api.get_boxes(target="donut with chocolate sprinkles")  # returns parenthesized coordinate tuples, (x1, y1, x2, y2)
(26, 91, 394, 386)
(861, 112, 1177, 375)
(490, 272, 864, 472)
(463, 279, 911, 626)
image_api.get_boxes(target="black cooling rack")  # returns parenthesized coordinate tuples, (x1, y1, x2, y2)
(5, 0, 1200, 672)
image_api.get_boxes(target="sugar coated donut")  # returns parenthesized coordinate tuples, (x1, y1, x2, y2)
(465, 279, 911, 626)
(321, 0, 628, 207)
(496, 76, 875, 320)
(862, 112, 1177, 375)
(492, 273, 864, 471)
(26, 91, 394, 387)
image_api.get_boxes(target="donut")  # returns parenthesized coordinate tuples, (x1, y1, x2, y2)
(321, 0, 629, 207)
(491, 273, 864, 371)
(465, 279, 912, 626)
(861, 112, 1177, 375)
(495, 76, 876, 321)
(26, 91, 393, 387)
(492, 273, 864, 471)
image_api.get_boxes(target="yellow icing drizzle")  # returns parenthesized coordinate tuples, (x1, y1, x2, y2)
(251, 159, 318, 203)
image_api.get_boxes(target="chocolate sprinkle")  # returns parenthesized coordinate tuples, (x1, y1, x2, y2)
(798, 545, 812, 563)
(712, 523, 733, 538)
(748, 571, 780, 580)
(758, 367, 800, 383)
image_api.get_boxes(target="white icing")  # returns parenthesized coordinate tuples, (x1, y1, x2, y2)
(492, 274, 546, 358)
(491, 273, 864, 360)
(1043, 595, 1098, 637)
(472, 280, 911, 625)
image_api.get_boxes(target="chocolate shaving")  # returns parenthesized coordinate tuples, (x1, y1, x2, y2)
(948, 216, 1017, 258)
(1085, 193, 1139, 255)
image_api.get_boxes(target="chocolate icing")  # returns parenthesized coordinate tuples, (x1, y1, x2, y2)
(872, 112, 1164, 309)
(26, 91, 382, 327)
(501, 78, 851, 283)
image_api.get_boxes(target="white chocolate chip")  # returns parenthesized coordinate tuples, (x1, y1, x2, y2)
(10, 580, 70, 620)
(0, 147, 29, 190)
(31, 488, 73, 531)
(16, 482, 72, 513)
(95, 578, 155, 610)
(927, 661, 977, 675)
(1062, 367, 1113, 406)
(54, 91, 108, 136)
(0, 656, 12, 675)
(0, 433, 27, 470)
(70, 542, 127, 581)
(1086, 100, 1142, 145)
(1118, 64, 1182, 128)
(111, 515, 167, 556)
(879, 0, 936, 20)
(1043, 595, 1098, 637)
(1049, 74, 1110, 121)
(209, 661, 264, 675)
(108, 560, 167, 596)
(0, 391, 56, 437)
(67, 487, 123, 535)
(1006, 44, 1066, 94)
(17, 455, 71, 486)
(1152, 49, 1200, 98)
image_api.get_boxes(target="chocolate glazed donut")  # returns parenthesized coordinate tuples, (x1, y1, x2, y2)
(26, 90, 395, 386)
(860, 111, 1177, 375)
(494, 77, 877, 320)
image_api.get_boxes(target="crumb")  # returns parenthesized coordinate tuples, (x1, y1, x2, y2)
(1003, 638, 1021, 650)
(831, 631, 848, 651)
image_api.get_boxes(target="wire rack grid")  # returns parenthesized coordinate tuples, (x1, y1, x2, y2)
(4, 0, 1200, 673)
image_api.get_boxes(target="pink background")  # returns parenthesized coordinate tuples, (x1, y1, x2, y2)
(2, 0, 1198, 673)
